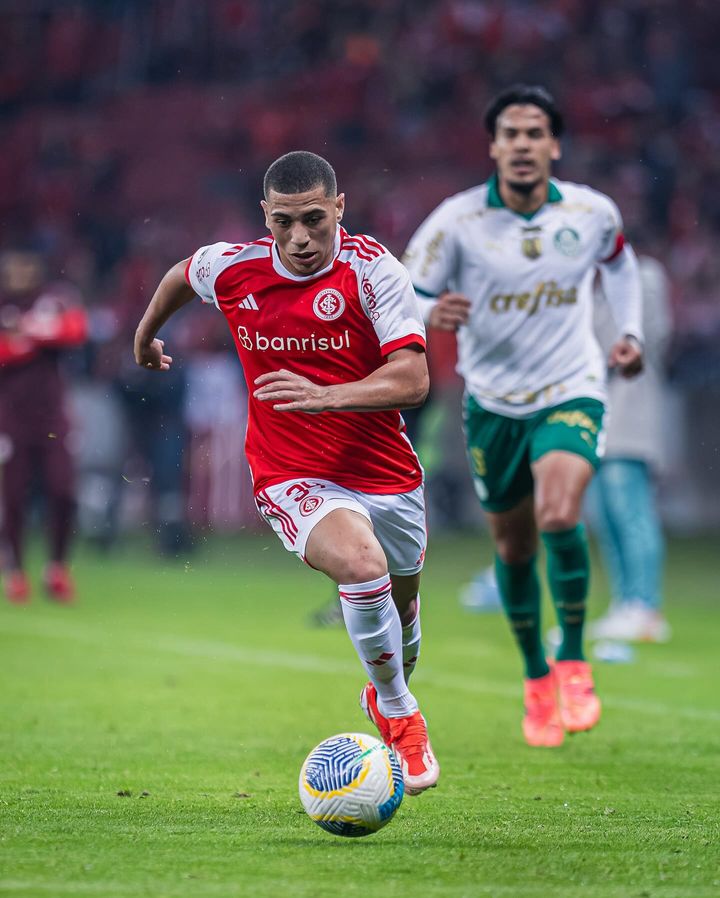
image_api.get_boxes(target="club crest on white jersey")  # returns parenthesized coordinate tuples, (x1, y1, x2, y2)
(313, 288, 345, 321)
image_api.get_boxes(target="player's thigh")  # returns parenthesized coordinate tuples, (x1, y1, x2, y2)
(255, 478, 386, 582)
(530, 399, 604, 529)
(532, 451, 593, 530)
(356, 484, 427, 578)
(463, 394, 533, 513)
(305, 508, 387, 583)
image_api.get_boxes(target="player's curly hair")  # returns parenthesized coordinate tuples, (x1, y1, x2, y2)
(263, 151, 337, 199)
(484, 85, 564, 138)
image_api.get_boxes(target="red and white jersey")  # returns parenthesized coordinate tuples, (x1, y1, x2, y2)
(185, 227, 426, 495)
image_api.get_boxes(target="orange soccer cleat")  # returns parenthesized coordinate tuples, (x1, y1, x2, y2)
(554, 659, 601, 733)
(387, 711, 440, 795)
(523, 670, 564, 747)
(359, 681, 392, 745)
(360, 682, 439, 795)
(4, 570, 30, 604)
(43, 563, 75, 604)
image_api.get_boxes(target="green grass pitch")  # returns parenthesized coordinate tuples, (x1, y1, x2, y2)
(1, 532, 718, 898)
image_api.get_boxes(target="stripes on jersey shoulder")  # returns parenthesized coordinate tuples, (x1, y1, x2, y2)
(221, 237, 274, 257)
(340, 231, 386, 262)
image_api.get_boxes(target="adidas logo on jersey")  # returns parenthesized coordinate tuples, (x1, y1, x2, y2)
(237, 294, 259, 311)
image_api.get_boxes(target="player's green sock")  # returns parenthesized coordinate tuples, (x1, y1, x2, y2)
(541, 525, 589, 662)
(494, 555, 548, 680)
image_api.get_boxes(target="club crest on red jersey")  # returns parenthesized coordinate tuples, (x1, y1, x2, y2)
(299, 495, 324, 516)
(313, 289, 346, 321)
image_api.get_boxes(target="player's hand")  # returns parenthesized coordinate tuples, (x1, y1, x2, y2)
(253, 369, 329, 412)
(608, 337, 643, 378)
(134, 338, 173, 371)
(428, 292, 471, 331)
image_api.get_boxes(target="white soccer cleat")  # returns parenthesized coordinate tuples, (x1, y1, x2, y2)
(588, 601, 671, 644)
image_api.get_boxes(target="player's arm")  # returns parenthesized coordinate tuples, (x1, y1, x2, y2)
(423, 291, 471, 331)
(253, 346, 429, 413)
(598, 241, 644, 378)
(593, 194, 644, 378)
(402, 201, 470, 331)
(134, 261, 195, 371)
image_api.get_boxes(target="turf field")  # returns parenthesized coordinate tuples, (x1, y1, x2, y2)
(2, 532, 718, 898)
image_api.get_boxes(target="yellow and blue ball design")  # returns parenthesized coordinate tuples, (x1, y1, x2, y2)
(299, 732, 404, 837)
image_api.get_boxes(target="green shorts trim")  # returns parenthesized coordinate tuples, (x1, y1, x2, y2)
(463, 396, 606, 513)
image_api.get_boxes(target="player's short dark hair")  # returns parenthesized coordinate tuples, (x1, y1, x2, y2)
(484, 84, 564, 138)
(263, 151, 337, 199)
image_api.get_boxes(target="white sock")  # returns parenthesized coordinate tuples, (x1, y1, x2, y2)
(401, 596, 422, 684)
(339, 575, 418, 718)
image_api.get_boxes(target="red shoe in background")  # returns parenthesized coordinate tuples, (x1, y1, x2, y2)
(4, 570, 30, 604)
(44, 563, 75, 604)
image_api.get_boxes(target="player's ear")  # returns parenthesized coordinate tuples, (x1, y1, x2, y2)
(260, 200, 271, 228)
(551, 138, 561, 162)
(335, 193, 345, 222)
(489, 140, 499, 161)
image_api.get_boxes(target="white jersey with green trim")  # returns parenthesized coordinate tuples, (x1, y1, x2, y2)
(403, 177, 633, 418)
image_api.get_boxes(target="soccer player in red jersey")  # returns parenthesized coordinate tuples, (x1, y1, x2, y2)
(0, 249, 88, 603)
(134, 151, 439, 795)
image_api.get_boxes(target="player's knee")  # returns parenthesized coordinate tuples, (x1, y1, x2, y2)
(339, 555, 388, 585)
(323, 530, 388, 585)
(495, 537, 535, 566)
(536, 505, 580, 533)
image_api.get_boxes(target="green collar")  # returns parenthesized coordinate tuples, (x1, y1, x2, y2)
(487, 174, 563, 220)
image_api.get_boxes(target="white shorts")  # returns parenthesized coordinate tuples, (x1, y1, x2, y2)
(255, 478, 426, 576)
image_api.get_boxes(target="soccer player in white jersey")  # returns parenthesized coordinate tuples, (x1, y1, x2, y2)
(133, 151, 439, 793)
(403, 85, 644, 748)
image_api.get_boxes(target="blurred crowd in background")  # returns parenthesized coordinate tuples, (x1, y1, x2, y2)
(1, 0, 719, 558)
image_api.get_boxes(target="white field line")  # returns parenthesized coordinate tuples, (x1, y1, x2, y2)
(6, 880, 700, 898)
(3, 616, 719, 723)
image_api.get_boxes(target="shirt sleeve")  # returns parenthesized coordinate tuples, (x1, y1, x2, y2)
(594, 194, 625, 263)
(357, 251, 426, 356)
(597, 242, 644, 345)
(185, 242, 237, 306)
(401, 199, 458, 299)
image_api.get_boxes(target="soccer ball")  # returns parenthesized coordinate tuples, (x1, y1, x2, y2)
(298, 732, 404, 837)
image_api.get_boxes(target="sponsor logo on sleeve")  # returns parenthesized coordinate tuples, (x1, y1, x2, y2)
(313, 289, 345, 321)
(361, 274, 380, 322)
